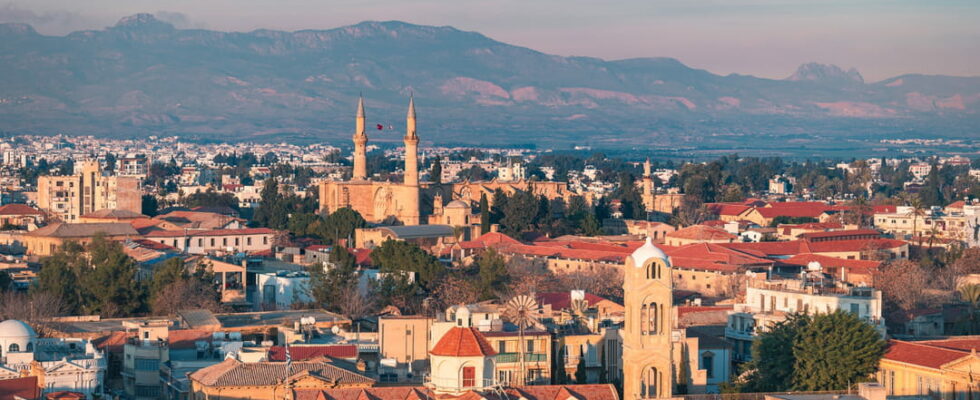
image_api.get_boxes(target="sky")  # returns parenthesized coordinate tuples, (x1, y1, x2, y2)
(1, 0, 978, 81)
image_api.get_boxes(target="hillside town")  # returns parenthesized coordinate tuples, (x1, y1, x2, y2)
(0, 99, 979, 400)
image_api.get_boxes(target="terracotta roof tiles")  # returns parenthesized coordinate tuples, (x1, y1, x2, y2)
(430, 326, 497, 357)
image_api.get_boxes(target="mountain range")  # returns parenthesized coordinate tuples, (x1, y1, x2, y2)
(0, 14, 977, 150)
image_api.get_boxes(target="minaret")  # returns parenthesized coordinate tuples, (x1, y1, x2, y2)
(402, 95, 421, 225)
(642, 158, 655, 212)
(352, 96, 368, 181)
(623, 238, 674, 399)
(404, 95, 419, 186)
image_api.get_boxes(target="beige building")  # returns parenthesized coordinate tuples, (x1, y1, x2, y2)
(878, 338, 980, 399)
(623, 239, 675, 399)
(319, 97, 570, 226)
(37, 160, 141, 223)
(23, 222, 139, 257)
(378, 316, 433, 381)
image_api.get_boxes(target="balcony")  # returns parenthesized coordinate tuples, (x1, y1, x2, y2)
(496, 352, 548, 363)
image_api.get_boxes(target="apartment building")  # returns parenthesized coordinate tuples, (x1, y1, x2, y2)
(36, 160, 141, 222)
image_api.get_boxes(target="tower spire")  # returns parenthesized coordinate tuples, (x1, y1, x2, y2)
(352, 95, 368, 180)
(404, 95, 420, 186)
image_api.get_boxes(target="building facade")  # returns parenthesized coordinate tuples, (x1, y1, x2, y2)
(36, 160, 141, 222)
(622, 239, 674, 399)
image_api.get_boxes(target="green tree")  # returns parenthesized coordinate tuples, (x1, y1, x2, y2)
(253, 178, 288, 229)
(307, 247, 359, 312)
(742, 314, 809, 392)
(480, 193, 491, 235)
(150, 258, 187, 299)
(0, 270, 11, 292)
(919, 161, 945, 207)
(35, 242, 86, 314)
(141, 194, 159, 217)
(318, 207, 367, 245)
(575, 348, 589, 383)
(81, 237, 146, 317)
(476, 248, 508, 300)
(501, 190, 538, 236)
(371, 239, 445, 290)
(792, 311, 886, 390)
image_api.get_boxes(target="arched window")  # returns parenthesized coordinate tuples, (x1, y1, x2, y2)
(642, 367, 659, 398)
(660, 303, 666, 334)
(649, 302, 659, 334)
(26, 342, 33, 352)
(9, 343, 20, 352)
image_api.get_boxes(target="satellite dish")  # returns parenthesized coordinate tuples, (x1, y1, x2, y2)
(807, 261, 822, 272)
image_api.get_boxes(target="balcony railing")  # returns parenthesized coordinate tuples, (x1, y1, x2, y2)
(496, 352, 548, 363)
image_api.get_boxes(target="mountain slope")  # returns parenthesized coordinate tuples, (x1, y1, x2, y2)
(0, 14, 977, 147)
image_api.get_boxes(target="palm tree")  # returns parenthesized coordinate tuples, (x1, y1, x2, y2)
(905, 198, 928, 245)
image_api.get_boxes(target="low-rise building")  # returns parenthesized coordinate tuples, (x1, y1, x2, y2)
(143, 228, 276, 255)
(0, 320, 106, 399)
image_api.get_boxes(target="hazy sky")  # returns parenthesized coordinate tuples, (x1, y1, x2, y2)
(2, 0, 978, 81)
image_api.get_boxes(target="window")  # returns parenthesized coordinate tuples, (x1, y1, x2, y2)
(135, 358, 158, 371)
(9, 343, 19, 352)
(526, 339, 534, 353)
(210, 238, 215, 247)
(223, 238, 227, 246)
(702, 353, 715, 379)
(247, 237, 252, 246)
(26, 343, 32, 351)
(850, 303, 860, 315)
(198, 238, 203, 247)
(498, 342, 507, 354)
(462, 366, 476, 387)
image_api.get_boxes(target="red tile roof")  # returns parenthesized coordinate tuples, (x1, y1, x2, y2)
(665, 243, 772, 272)
(45, 392, 85, 400)
(460, 232, 522, 249)
(705, 203, 751, 216)
(430, 326, 497, 357)
(779, 253, 881, 276)
(168, 329, 213, 350)
(667, 225, 737, 241)
(0, 376, 39, 400)
(536, 292, 619, 310)
(799, 229, 881, 241)
(294, 384, 618, 400)
(494, 243, 627, 263)
(268, 345, 358, 361)
(0, 204, 43, 216)
(883, 340, 970, 369)
(144, 227, 275, 237)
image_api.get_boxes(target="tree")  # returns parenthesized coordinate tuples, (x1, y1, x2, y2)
(456, 165, 489, 181)
(150, 258, 187, 299)
(741, 314, 809, 392)
(876, 260, 932, 318)
(919, 161, 945, 207)
(792, 311, 886, 391)
(35, 242, 86, 314)
(476, 248, 509, 300)
(306, 248, 359, 312)
(141, 194, 159, 217)
(0, 270, 11, 292)
(480, 193, 491, 235)
(905, 197, 928, 242)
(153, 278, 222, 316)
(575, 348, 589, 383)
(0, 291, 66, 337)
(501, 190, 538, 236)
(431, 158, 443, 184)
(432, 273, 480, 310)
(81, 237, 146, 317)
(371, 239, 445, 290)
(318, 207, 367, 245)
(253, 178, 288, 229)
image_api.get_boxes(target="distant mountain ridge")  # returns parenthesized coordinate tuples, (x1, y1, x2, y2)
(0, 14, 977, 147)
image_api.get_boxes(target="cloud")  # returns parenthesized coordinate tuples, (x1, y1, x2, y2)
(0, 2, 107, 34)
(154, 10, 206, 29)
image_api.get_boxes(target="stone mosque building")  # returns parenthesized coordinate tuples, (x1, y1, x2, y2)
(318, 97, 571, 226)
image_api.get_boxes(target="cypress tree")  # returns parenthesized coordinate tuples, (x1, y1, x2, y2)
(480, 193, 490, 234)
(431, 158, 442, 184)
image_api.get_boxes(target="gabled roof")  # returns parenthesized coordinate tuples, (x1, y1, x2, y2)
(0, 376, 39, 400)
(430, 326, 497, 357)
(666, 225, 736, 241)
(0, 204, 43, 216)
(536, 292, 620, 311)
(665, 243, 773, 272)
(460, 232, 521, 249)
(882, 339, 971, 369)
(27, 222, 138, 238)
(189, 359, 374, 387)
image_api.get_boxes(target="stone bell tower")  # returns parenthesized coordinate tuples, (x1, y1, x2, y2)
(623, 237, 674, 399)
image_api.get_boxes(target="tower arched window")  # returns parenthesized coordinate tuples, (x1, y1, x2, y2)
(649, 302, 659, 334)
(660, 303, 666, 334)
(9, 343, 19, 352)
(642, 367, 659, 398)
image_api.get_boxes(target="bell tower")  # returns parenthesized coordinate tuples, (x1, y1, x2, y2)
(623, 237, 674, 399)
(352, 96, 369, 181)
(642, 158, 655, 212)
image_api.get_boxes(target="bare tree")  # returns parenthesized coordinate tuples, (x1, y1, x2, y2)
(338, 286, 375, 321)
(431, 274, 480, 310)
(0, 291, 67, 337)
(152, 279, 223, 316)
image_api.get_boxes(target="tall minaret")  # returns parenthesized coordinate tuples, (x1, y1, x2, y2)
(642, 158, 655, 212)
(403, 95, 419, 187)
(352, 96, 368, 181)
(623, 238, 674, 399)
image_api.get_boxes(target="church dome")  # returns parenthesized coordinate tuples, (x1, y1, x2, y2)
(445, 200, 470, 209)
(0, 320, 36, 339)
(631, 237, 669, 267)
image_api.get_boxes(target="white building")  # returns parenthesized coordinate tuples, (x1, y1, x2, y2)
(726, 271, 884, 363)
(256, 270, 313, 310)
(144, 228, 275, 255)
(0, 320, 107, 398)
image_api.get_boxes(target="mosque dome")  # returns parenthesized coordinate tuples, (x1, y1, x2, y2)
(631, 237, 669, 268)
(445, 200, 470, 209)
(0, 320, 36, 339)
